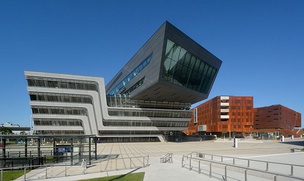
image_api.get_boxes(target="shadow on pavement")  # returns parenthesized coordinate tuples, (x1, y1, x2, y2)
(279, 140, 304, 146)
(109, 167, 142, 181)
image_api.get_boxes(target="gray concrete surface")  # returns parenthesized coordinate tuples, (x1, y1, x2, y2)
(15, 138, 304, 181)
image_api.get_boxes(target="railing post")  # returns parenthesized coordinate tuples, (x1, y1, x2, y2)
(65, 164, 67, 177)
(209, 162, 212, 178)
(291, 165, 293, 176)
(211, 155, 213, 160)
(143, 157, 145, 167)
(147, 155, 149, 165)
(100, 159, 103, 172)
(45, 166, 47, 179)
(182, 156, 184, 168)
(245, 169, 247, 181)
(198, 161, 201, 174)
(274, 175, 277, 181)
(130, 158, 132, 169)
(116, 158, 118, 170)
(266, 162, 269, 171)
(225, 165, 227, 181)
(233, 158, 235, 165)
(24, 167, 26, 181)
(247, 160, 250, 167)
(189, 156, 192, 170)
(221, 156, 223, 162)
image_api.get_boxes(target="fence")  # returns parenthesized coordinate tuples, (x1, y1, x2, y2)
(0, 155, 149, 181)
(189, 152, 304, 177)
(182, 153, 304, 181)
(160, 153, 173, 163)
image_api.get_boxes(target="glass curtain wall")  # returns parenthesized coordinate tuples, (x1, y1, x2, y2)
(163, 39, 218, 94)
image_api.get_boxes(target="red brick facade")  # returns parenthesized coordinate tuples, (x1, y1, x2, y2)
(185, 96, 254, 136)
(254, 105, 302, 137)
(185, 96, 302, 138)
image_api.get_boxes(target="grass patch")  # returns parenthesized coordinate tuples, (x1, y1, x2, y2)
(2, 170, 30, 181)
(78, 172, 145, 181)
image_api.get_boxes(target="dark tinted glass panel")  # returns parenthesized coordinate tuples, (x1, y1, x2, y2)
(108, 53, 152, 95)
(163, 39, 217, 94)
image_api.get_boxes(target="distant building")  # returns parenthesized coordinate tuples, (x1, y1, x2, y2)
(186, 97, 302, 138)
(0, 122, 30, 134)
(0, 122, 20, 127)
(186, 96, 254, 138)
(254, 104, 302, 137)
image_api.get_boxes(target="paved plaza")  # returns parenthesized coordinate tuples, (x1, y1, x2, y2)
(16, 138, 304, 181)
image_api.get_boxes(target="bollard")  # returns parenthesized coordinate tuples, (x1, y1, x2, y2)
(245, 169, 248, 181)
(281, 136, 285, 142)
(234, 138, 238, 148)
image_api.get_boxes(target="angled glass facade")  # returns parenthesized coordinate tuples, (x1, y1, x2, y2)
(108, 54, 152, 95)
(163, 39, 218, 94)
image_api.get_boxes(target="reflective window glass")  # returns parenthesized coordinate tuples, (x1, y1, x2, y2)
(162, 39, 217, 94)
(108, 53, 152, 95)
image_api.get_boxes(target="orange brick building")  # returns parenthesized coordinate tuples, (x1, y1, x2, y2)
(186, 96, 254, 137)
(254, 104, 302, 137)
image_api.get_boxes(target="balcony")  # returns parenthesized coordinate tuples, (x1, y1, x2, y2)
(220, 115, 229, 119)
(220, 102, 229, 107)
(220, 96, 229, 100)
(221, 109, 229, 113)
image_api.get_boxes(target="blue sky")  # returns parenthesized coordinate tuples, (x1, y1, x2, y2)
(0, 0, 303, 127)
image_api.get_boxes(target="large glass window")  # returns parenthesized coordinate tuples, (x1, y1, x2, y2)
(163, 39, 218, 94)
(29, 93, 92, 104)
(26, 78, 98, 91)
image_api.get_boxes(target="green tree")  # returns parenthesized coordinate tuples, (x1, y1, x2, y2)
(0, 127, 13, 135)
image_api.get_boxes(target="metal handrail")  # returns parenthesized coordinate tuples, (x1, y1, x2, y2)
(0, 155, 150, 181)
(190, 152, 304, 176)
(182, 155, 304, 181)
(160, 153, 173, 163)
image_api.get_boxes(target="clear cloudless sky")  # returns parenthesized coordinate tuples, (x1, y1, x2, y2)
(0, 0, 303, 127)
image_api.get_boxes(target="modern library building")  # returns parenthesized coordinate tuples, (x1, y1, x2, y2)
(25, 21, 222, 142)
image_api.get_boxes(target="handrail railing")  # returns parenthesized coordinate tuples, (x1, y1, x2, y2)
(160, 153, 173, 163)
(0, 155, 149, 181)
(182, 155, 304, 181)
(189, 152, 304, 177)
